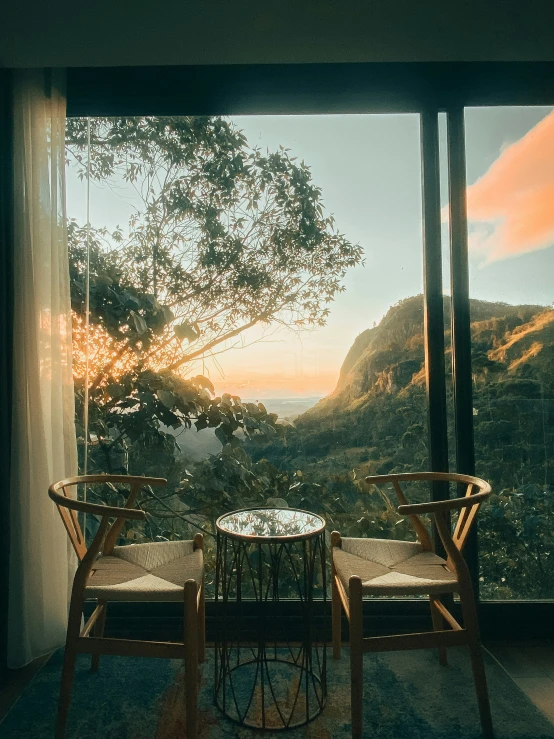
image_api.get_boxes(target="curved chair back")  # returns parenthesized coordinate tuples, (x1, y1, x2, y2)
(48, 474, 206, 739)
(364, 472, 491, 581)
(49, 474, 167, 561)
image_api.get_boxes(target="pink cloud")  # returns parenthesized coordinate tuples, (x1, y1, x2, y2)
(463, 110, 554, 263)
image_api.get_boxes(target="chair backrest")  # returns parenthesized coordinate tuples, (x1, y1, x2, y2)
(49, 474, 167, 561)
(364, 472, 491, 577)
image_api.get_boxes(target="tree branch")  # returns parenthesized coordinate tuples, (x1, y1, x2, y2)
(166, 316, 262, 372)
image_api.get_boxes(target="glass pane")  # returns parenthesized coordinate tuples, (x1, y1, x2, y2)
(66, 114, 428, 594)
(234, 115, 425, 547)
(464, 106, 554, 599)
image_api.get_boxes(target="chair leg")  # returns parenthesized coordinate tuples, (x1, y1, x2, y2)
(91, 601, 107, 672)
(429, 595, 447, 666)
(349, 576, 364, 739)
(56, 597, 83, 739)
(332, 532, 342, 660)
(332, 573, 342, 660)
(198, 580, 206, 664)
(460, 587, 494, 739)
(184, 579, 199, 739)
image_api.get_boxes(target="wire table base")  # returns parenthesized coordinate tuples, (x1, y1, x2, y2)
(214, 509, 327, 730)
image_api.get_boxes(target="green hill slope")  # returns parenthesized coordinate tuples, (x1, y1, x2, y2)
(307, 295, 546, 420)
(247, 295, 554, 598)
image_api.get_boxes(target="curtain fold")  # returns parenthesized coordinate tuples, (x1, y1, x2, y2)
(9, 69, 77, 669)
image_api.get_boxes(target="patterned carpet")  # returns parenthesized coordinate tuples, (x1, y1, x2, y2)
(2, 646, 554, 738)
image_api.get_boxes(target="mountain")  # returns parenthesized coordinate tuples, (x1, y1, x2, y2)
(301, 295, 548, 422)
(244, 294, 554, 599)
(249, 294, 554, 486)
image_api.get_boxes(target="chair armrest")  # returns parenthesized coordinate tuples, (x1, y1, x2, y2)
(398, 489, 490, 516)
(365, 472, 486, 487)
(48, 488, 147, 521)
(52, 474, 167, 488)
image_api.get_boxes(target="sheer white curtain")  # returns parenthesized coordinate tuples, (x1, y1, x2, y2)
(9, 69, 77, 668)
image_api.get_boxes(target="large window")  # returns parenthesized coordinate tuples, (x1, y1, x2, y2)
(65, 64, 554, 612)
(464, 106, 554, 599)
(67, 113, 434, 587)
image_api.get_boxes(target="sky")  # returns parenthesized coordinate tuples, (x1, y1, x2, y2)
(67, 107, 554, 401)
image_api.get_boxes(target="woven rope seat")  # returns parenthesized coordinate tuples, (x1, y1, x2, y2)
(86, 539, 204, 602)
(333, 537, 458, 596)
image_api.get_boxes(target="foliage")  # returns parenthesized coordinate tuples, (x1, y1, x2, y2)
(249, 295, 554, 599)
(479, 485, 554, 599)
(67, 116, 554, 602)
(66, 116, 362, 382)
(66, 116, 361, 554)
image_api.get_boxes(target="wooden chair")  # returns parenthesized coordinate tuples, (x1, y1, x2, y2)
(49, 475, 205, 739)
(331, 472, 494, 739)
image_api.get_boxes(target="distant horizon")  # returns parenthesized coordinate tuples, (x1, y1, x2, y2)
(241, 396, 322, 405)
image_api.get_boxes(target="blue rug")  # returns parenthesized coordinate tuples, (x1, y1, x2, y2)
(2, 647, 553, 738)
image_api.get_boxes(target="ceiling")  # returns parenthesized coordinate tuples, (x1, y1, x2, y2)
(3, 0, 554, 68)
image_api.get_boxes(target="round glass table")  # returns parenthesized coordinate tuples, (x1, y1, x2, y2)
(214, 507, 327, 730)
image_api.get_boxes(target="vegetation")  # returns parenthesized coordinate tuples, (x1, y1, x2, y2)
(65, 116, 361, 566)
(247, 296, 554, 599)
(67, 116, 554, 600)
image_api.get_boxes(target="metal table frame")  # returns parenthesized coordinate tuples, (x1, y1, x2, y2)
(214, 507, 327, 730)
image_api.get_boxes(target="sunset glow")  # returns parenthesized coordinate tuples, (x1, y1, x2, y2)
(211, 370, 340, 400)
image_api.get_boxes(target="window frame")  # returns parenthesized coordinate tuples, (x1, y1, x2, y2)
(68, 62, 554, 638)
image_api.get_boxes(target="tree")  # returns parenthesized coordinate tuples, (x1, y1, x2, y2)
(65, 116, 362, 536)
(67, 116, 362, 386)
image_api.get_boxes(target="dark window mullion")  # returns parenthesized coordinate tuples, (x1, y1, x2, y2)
(447, 106, 479, 597)
(420, 107, 450, 556)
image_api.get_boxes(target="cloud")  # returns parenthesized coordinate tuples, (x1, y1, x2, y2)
(460, 110, 554, 263)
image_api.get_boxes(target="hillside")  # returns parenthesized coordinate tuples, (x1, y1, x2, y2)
(307, 295, 546, 420)
(249, 294, 554, 481)
(244, 294, 554, 599)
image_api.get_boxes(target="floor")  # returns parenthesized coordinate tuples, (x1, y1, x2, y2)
(0, 653, 50, 723)
(487, 641, 554, 725)
(1, 643, 554, 726)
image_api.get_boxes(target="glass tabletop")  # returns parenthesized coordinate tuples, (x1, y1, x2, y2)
(216, 507, 325, 541)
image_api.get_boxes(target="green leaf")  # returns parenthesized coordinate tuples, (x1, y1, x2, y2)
(215, 426, 228, 445)
(158, 389, 176, 408)
(123, 292, 141, 310)
(194, 375, 215, 394)
(195, 413, 209, 431)
(130, 310, 147, 335)
(259, 421, 277, 437)
(174, 322, 199, 342)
